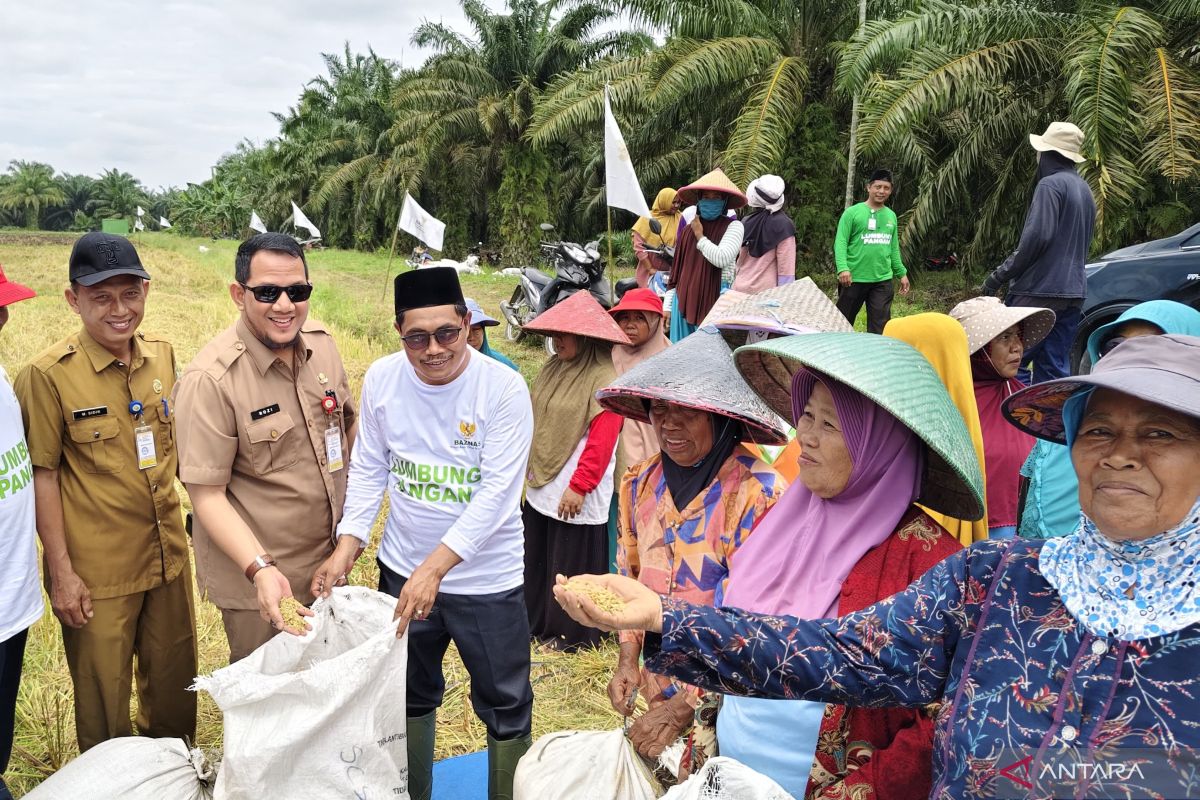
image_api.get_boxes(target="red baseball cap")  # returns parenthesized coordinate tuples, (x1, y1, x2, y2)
(608, 288, 664, 318)
(0, 264, 36, 308)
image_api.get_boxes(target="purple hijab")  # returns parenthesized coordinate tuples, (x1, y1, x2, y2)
(724, 370, 925, 617)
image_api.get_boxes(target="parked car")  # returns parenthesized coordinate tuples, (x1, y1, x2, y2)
(1072, 222, 1200, 371)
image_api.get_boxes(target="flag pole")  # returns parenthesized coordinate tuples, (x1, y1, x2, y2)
(607, 206, 615, 303)
(383, 221, 401, 300)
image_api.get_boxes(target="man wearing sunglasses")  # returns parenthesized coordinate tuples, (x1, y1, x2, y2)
(174, 232, 358, 662)
(337, 267, 534, 800)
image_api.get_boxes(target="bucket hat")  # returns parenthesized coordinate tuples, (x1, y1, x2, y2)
(608, 288, 664, 318)
(1084, 300, 1200, 365)
(1029, 121, 1086, 164)
(734, 332, 985, 520)
(1003, 334, 1200, 444)
(707, 278, 852, 348)
(465, 297, 500, 327)
(676, 168, 748, 208)
(949, 296, 1056, 355)
(0, 265, 35, 307)
(597, 326, 789, 445)
(523, 290, 631, 345)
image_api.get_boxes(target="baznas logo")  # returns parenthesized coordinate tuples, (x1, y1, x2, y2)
(458, 421, 477, 438)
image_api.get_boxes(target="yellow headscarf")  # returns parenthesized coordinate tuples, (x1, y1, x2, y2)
(631, 188, 681, 247)
(883, 313, 989, 545)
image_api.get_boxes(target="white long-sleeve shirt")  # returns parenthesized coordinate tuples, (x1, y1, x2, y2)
(698, 220, 745, 286)
(336, 348, 533, 595)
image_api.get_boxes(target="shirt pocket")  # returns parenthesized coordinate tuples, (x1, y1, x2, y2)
(156, 403, 174, 456)
(67, 416, 123, 474)
(246, 412, 301, 475)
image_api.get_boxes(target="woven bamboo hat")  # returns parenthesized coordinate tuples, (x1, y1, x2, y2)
(735, 332, 985, 519)
(949, 296, 1055, 355)
(676, 168, 748, 207)
(706, 277, 852, 348)
(596, 325, 790, 445)
(523, 290, 631, 345)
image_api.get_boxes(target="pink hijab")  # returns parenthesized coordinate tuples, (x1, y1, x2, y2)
(612, 312, 670, 469)
(724, 370, 924, 617)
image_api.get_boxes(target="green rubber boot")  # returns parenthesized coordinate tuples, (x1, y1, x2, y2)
(487, 733, 532, 800)
(406, 711, 437, 800)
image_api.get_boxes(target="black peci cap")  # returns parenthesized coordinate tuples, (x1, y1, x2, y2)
(69, 233, 152, 286)
(394, 267, 465, 318)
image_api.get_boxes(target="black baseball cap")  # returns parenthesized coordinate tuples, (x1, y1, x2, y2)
(69, 233, 152, 286)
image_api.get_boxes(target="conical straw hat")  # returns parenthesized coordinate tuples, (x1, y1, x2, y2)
(597, 326, 789, 445)
(706, 278, 852, 348)
(523, 291, 631, 345)
(677, 168, 748, 207)
(735, 332, 985, 520)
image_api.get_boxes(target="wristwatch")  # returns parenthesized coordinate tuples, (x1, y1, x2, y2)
(244, 554, 277, 583)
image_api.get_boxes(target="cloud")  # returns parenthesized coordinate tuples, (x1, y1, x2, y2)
(0, 0, 498, 188)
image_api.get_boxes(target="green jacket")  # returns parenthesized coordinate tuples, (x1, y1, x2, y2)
(833, 202, 906, 283)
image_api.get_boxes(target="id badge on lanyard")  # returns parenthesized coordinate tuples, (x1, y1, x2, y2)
(867, 213, 877, 231)
(129, 400, 157, 470)
(321, 391, 344, 472)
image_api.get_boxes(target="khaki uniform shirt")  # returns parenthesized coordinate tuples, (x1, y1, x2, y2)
(174, 319, 356, 610)
(14, 329, 188, 601)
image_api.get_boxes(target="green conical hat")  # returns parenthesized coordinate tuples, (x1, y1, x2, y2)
(734, 332, 985, 520)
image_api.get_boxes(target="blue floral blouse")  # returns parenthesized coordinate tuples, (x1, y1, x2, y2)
(648, 539, 1200, 799)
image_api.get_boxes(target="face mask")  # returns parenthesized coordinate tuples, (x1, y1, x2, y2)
(697, 198, 726, 221)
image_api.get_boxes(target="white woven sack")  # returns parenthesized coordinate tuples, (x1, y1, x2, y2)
(194, 586, 408, 800)
(514, 729, 656, 800)
(662, 756, 792, 800)
(24, 737, 215, 799)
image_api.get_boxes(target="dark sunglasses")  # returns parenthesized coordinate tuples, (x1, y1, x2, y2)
(1099, 335, 1127, 357)
(400, 325, 463, 351)
(239, 283, 314, 304)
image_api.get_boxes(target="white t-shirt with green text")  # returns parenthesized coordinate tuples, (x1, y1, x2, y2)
(0, 364, 42, 642)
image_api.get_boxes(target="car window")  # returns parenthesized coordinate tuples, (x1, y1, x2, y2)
(1183, 229, 1200, 250)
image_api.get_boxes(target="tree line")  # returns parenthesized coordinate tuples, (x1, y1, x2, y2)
(4, 0, 1198, 275)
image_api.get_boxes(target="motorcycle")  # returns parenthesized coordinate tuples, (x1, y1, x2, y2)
(500, 223, 613, 353)
(923, 252, 959, 272)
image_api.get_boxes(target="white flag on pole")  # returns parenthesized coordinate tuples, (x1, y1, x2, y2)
(290, 201, 321, 239)
(136, 205, 145, 218)
(159, 216, 172, 229)
(604, 85, 652, 219)
(397, 193, 446, 252)
(134, 218, 145, 231)
(249, 211, 268, 233)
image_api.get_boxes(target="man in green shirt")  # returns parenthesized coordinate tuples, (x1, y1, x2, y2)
(833, 169, 910, 333)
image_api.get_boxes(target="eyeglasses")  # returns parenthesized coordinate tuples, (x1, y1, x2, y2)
(1099, 335, 1127, 357)
(239, 283, 314, 304)
(400, 325, 463, 351)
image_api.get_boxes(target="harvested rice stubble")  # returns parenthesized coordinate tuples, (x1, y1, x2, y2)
(564, 580, 626, 614)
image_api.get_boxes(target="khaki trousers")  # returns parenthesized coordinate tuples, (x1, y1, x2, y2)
(219, 608, 277, 663)
(60, 574, 198, 752)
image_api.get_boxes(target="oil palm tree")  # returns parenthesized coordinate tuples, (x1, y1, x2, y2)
(0, 161, 65, 229)
(89, 169, 148, 227)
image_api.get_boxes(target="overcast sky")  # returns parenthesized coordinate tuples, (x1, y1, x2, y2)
(0, 0, 501, 189)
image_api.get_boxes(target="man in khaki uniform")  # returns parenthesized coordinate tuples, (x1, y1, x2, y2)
(174, 233, 357, 662)
(14, 233, 197, 752)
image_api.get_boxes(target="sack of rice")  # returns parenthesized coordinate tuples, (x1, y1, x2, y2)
(24, 737, 215, 800)
(514, 729, 657, 800)
(661, 756, 792, 800)
(194, 586, 408, 799)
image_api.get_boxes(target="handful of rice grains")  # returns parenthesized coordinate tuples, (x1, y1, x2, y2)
(278, 597, 307, 631)
(564, 579, 626, 614)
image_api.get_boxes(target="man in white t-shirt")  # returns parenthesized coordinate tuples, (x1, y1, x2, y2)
(337, 267, 534, 800)
(0, 266, 40, 800)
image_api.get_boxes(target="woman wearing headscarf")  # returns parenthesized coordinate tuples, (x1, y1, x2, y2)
(1018, 299, 1200, 539)
(714, 335, 971, 799)
(884, 313, 990, 545)
(521, 292, 630, 651)
(631, 188, 682, 289)
(608, 288, 671, 470)
(597, 326, 788, 778)
(464, 297, 520, 372)
(732, 175, 796, 294)
(950, 296, 1055, 538)
(558, 333, 1200, 800)
(667, 169, 747, 342)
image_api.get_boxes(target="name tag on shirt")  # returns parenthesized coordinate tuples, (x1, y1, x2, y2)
(867, 216, 877, 231)
(73, 406, 108, 420)
(135, 424, 157, 470)
(325, 427, 344, 473)
(249, 404, 280, 421)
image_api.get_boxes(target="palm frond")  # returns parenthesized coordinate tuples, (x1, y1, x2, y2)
(1138, 47, 1200, 181)
(721, 55, 809, 187)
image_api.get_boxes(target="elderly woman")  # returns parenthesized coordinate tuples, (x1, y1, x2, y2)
(1019, 299, 1200, 539)
(464, 297, 519, 371)
(884, 313, 990, 545)
(631, 188, 682, 289)
(667, 169, 747, 342)
(521, 291, 630, 651)
(732, 175, 796, 294)
(557, 333, 1200, 800)
(596, 326, 789, 775)
(950, 296, 1055, 538)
